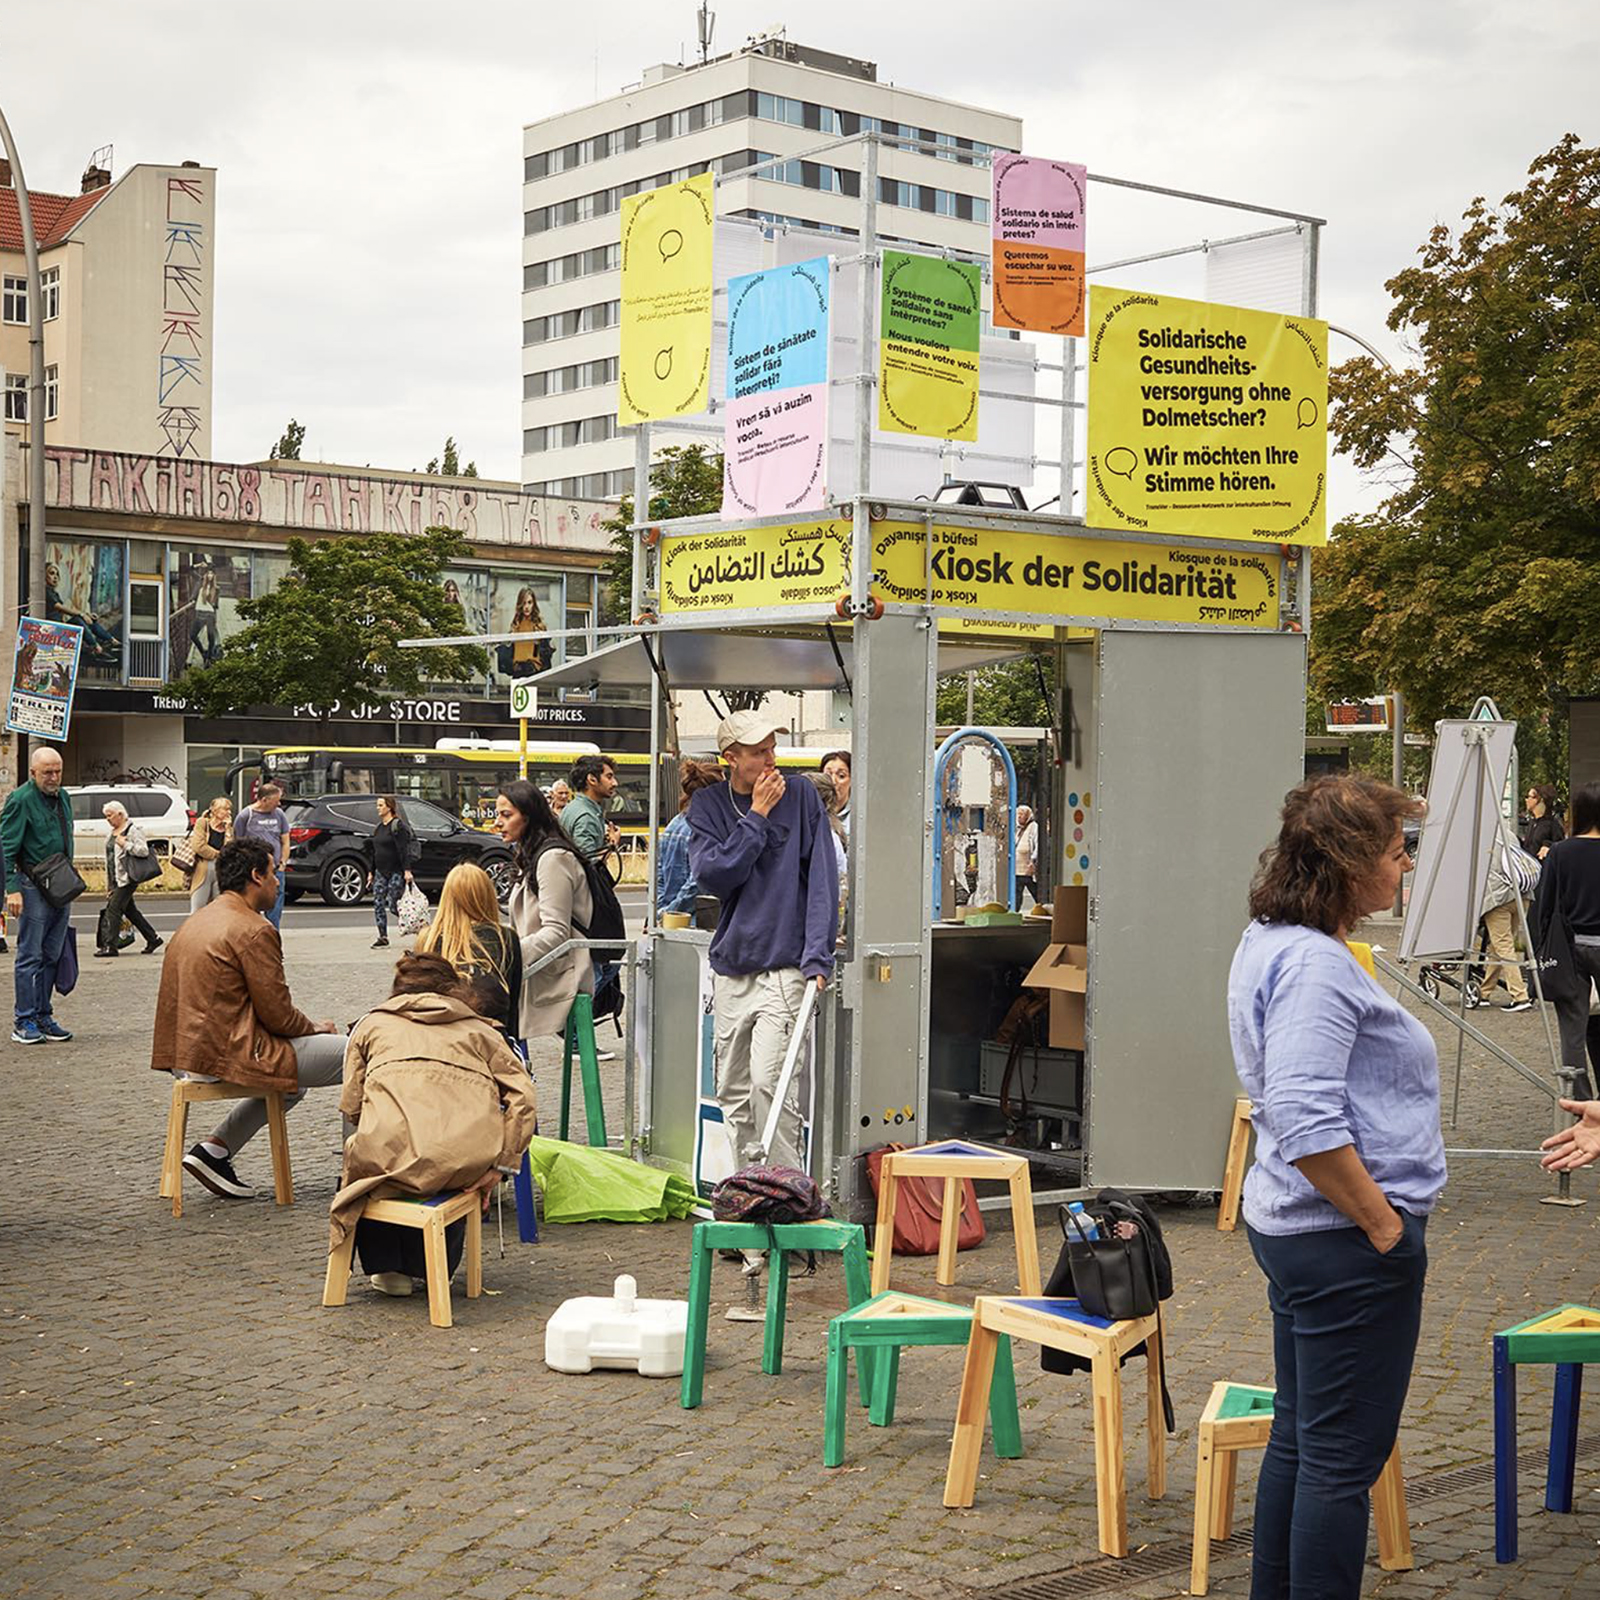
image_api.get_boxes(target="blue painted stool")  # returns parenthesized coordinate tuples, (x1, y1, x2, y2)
(1493, 1303, 1600, 1562)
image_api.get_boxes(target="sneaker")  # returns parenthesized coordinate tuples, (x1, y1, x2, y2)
(143, 937, 164, 954)
(181, 1143, 254, 1199)
(93, 949, 119, 959)
(1503, 998, 1534, 1013)
(0, 937, 9, 953)
(370, 1272, 414, 1297)
(37, 1019, 73, 1041)
(372, 936, 389, 949)
(11, 1021, 43, 1045)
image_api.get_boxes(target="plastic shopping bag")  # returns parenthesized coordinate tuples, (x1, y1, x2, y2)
(397, 882, 431, 935)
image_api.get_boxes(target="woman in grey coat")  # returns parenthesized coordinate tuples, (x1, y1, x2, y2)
(492, 780, 593, 1040)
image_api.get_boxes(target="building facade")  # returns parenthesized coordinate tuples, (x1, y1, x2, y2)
(1, 446, 637, 801)
(521, 36, 1022, 498)
(2, 157, 217, 459)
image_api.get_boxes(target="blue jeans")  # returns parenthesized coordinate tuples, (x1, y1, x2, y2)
(372, 872, 405, 936)
(15, 879, 72, 1026)
(1247, 1214, 1428, 1600)
(265, 867, 286, 929)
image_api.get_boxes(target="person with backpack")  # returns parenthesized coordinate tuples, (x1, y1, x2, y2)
(493, 780, 614, 1039)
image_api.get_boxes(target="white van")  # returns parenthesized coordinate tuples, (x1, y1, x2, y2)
(68, 784, 192, 863)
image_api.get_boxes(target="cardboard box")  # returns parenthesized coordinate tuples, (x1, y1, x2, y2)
(1023, 886, 1089, 1050)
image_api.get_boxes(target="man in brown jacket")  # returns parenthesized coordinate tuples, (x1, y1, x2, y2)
(152, 838, 345, 1199)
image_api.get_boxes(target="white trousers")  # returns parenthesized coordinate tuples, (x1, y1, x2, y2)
(712, 967, 807, 1171)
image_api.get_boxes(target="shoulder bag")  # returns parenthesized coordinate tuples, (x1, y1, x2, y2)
(865, 1142, 986, 1257)
(1534, 853, 1586, 1003)
(28, 852, 87, 909)
(126, 840, 164, 886)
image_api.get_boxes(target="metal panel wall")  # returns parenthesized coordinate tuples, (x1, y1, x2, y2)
(1087, 628, 1306, 1189)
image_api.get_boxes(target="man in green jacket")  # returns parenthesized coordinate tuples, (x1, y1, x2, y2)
(560, 754, 619, 860)
(1, 745, 76, 1044)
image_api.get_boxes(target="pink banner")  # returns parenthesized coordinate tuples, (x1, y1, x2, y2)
(721, 383, 828, 518)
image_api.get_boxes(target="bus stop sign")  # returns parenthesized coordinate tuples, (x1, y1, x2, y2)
(509, 678, 538, 719)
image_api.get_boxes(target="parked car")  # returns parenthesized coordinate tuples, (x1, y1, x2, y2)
(68, 784, 191, 863)
(282, 794, 517, 907)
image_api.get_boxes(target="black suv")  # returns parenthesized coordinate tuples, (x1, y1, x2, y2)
(283, 795, 517, 907)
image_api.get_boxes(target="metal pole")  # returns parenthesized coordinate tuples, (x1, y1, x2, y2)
(0, 106, 48, 625)
(850, 135, 879, 612)
(1391, 689, 1406, 916)
(630, 424, 651, 620)
(1059, 336, 1078, 516)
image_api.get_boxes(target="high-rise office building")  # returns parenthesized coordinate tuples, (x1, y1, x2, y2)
(521, 36, 1021, 498)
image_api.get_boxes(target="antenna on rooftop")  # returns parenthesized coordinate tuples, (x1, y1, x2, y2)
(697, 3, 715, 63)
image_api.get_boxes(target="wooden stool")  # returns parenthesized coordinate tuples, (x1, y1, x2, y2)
(1190, 1380, 1413, 1595)
(1216, 1099, 1253, 1233)
(558, 993, 606, 1148)
(870, 1140, 1041, 1296)
(824, 1290, 1024, 1468)
(159, 1075, 293, 1218)
(681, 1218, 873, 1410)
(1494, 1303, 1600, 1562)
(945, 1296, 1165, 1558)
(322, 1190, 484, 1329)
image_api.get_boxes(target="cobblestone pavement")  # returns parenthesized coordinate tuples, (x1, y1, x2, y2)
(3, 916, 1599, 1599)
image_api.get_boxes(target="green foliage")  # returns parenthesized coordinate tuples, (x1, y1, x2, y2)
(170, 529, 490, 718)
(271, 418, 305, 460)
(424, 438, 477, 477)
(1316, 135, 1600, 787)
(599, 444, 725, 625)
(934, 658, 1051, 729)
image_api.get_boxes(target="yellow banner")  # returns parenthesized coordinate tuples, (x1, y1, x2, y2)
(660, 520, 850, 614)
(618, 174, 714, 426)
(873, 521, 1280, 628)
(1085, 288, 1328, 546)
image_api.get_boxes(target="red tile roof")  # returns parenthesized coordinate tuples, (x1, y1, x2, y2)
(0, 185, 111, 252)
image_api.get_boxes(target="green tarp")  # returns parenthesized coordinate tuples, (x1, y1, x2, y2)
(524, 1136, 697, 1224)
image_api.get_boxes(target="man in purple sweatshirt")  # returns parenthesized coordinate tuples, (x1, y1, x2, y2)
(687, 710, 840, 1171)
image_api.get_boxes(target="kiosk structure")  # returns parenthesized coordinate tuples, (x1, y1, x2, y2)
(520, 136, 1321, 1220)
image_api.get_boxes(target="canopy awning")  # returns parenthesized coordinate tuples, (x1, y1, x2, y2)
(529, 625, 1038, 695)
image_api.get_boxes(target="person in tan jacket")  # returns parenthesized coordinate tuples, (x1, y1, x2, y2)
(152, 837, 345, 1200)
(493, 780, 594, 1039)
(186, 796, 234, 914)
(331, 952, 537, 1296)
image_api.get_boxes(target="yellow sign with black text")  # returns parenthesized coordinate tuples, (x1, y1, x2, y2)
(660, 520, 850, 613)
(1085, 287, 1327, 546)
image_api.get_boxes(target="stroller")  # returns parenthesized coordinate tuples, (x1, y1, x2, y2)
(1416, 917, 1491, 1007)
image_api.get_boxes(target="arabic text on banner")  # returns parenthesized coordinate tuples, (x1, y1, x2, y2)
(1085, 287, 1328, 546)
(618, 173, 714, 426)
(6, 617, 85, 739)
(722, 258, 830, 519)
(991, 154, 1087, 336)
(659, 521, 850, 614)
(873, 521, 1281, 628)
(877, 251, 980, 441)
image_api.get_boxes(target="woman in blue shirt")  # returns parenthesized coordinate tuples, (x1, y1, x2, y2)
(1229, 775, 1442, 1600)
(656, 759, 724, 918)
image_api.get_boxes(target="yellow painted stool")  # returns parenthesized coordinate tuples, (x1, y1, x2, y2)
(945, 1295, 1166, 1558)
(159, 1075, 293, 1218)
(871, 1140, 1041, 1296)
(1190, 1380, 1412, 1594)
(323, 1190, 485, 1329)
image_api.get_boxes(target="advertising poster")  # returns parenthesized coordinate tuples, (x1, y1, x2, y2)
(617, 173, 714, 426)
(1085, 287, 1328, 545)
(7, 617, 85, 739)
(169, 547, 251, 672)
(659, 519, 851, 614)
(991, 153, 1088, 336)
(870, 520, 1282, 629)
(489, 572, 562, 683)
(721, 257, 830, 518)
(46, 538, 124, 679)
(877, 251, 981, 441)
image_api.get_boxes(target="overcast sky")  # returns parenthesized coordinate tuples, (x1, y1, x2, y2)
(7, 1, 1594, 518)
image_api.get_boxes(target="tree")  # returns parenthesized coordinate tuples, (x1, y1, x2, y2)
(271, 418, 305, 460)
(425, 437, 478, 478)
(934, 657, 1054, 799)
(170, 529, 490, 721)
(1315, 135, 1600, 784)
(599, 444, 725, 626)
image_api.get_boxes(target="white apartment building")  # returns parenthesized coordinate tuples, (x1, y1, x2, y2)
(521, 36, 1022, 499)
(1, 155, 216, 459)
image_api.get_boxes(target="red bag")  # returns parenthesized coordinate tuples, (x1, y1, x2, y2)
(866, 1143, 986, 1257)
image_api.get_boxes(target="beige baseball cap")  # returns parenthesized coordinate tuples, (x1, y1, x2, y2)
(716, 709, 786, 753)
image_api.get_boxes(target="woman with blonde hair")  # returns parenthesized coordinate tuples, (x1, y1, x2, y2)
(415, 862, 521, 1035)
(185, 796, 234, 914)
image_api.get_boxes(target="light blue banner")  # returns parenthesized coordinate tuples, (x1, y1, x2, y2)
(724, 257, 830, 401)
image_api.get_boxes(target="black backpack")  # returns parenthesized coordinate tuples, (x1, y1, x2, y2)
(532, 837, 626, 965)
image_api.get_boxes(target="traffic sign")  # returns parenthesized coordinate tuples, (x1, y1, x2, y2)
(509, 678, 538, 718)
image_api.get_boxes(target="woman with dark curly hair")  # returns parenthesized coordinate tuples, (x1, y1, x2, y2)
(1228, 775, 1442, 1600)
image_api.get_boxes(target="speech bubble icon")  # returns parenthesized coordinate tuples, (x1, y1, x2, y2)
(1296, 397, 1319, 430)
(658, 228, 684, 264)
(1105, 446, 1137, 480)
(654, 346, 674, 381)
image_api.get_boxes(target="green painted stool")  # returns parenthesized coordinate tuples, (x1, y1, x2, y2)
(557, 993, 606, 1148)
(681, 1219, 874, 1410)
(824, 1290, 1024, 1468)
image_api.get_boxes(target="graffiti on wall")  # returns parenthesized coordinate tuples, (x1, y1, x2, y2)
(158, 176, 206, 458)
(43, 448, 613, 552)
